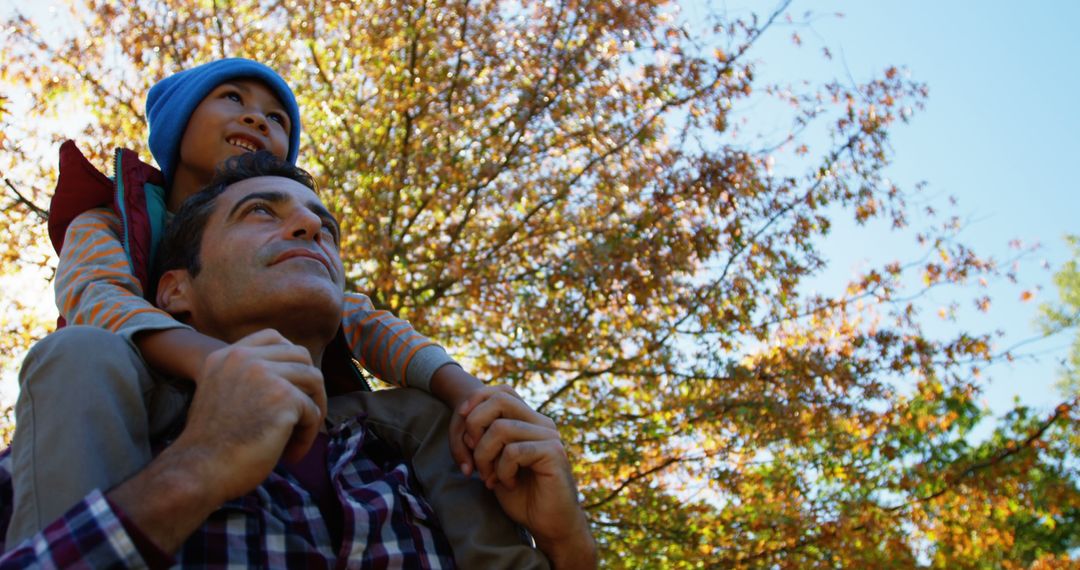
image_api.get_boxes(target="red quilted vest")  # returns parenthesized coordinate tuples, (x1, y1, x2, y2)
(48, 140, 165, 326)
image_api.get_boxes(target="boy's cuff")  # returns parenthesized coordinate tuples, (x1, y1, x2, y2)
(404, 345, 457, 392)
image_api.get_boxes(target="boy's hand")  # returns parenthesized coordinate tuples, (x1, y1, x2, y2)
(457, 388, 597, 569)
(429, 363, 487, 474)
(428, 364, 542, 478)
(450, 384, 521, 475)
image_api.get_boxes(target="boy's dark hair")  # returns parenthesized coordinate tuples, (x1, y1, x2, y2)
(156, 150, 318, 278)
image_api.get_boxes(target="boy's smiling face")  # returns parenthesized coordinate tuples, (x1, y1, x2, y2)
(169, 79, 291, 210)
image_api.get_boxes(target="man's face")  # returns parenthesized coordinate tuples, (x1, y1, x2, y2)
(174, 175, 345, 344)
(175, 80, 291, 191)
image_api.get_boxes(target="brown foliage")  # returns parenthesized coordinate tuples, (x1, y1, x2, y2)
(1, 1, 1076, 565)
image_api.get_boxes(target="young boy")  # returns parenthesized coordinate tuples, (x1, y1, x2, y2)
(8, 58, 548, 567)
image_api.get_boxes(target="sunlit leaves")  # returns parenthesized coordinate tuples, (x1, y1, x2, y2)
(1038, 235, 1080, 397)
(0, 0, 1076, 566)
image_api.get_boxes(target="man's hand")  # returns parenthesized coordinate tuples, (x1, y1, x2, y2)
(183, 329, 327, 492)
(458, 390, 597, 570)
(445, 382, 519, 476)
(109, 329, 326, 554)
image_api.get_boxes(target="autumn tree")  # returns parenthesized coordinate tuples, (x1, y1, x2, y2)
(1039, 235, 1080, 398)
(1, 0, 1076, 566)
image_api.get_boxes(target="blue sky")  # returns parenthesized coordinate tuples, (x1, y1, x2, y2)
(734, 0, 1080, 416)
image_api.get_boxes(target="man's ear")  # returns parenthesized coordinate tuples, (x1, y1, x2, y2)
(156, 269, 195, 317)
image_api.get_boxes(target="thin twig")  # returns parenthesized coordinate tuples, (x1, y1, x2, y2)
(4, 178, 48, 221)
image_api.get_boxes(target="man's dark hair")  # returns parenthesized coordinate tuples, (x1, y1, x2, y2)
(156, 150, 318, 278)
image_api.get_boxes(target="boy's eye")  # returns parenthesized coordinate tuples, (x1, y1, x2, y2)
(267, 112, 287, 127)
(224, 91, 242, 103)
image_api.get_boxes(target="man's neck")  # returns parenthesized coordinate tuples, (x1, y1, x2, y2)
(208, 323, 330, 368)
(270, 331, 327, 368)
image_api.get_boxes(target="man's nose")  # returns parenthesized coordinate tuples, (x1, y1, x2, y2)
(289, 208, 324, 241)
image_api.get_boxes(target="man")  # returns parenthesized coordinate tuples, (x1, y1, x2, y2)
(0, 152, 596, 568)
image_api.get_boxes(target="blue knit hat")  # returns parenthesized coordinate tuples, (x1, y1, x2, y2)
(146, 58, 302, 185)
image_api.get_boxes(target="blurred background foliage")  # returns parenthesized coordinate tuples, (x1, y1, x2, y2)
(0, 1, 1076, 566)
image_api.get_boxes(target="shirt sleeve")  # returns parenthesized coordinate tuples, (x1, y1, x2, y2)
(108, 498, 174, 569)
(55, 208, 191, 342)
(341, 292, 456, 392)
(0, 489, 150, 568)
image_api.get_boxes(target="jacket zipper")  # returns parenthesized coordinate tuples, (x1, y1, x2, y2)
(351, 358, 373, 392)
(112, 148, 132, 260)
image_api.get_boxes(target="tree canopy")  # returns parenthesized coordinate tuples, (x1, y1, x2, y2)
(1039, 235, 1080, 398)
(1, 1, 1076, 566)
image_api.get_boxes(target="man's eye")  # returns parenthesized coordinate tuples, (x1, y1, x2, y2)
(247, 203, 273, 216)
(321, 224, 338, 241)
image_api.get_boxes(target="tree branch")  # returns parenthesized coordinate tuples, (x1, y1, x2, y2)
(3, 178, 48, 221)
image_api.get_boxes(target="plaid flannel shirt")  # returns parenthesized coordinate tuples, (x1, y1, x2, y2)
(0, 413, 456, 568)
